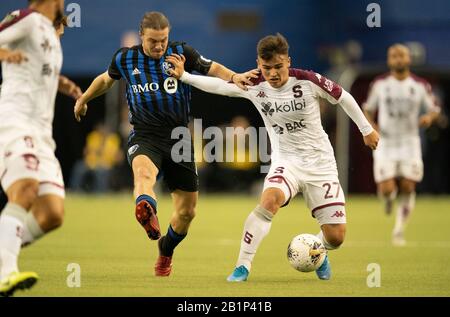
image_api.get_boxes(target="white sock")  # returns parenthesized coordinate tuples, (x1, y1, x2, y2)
(22, 212, 45, 247)
(0, 203, 27, 279)
(393, 192, 416, 235)
(236, 205, 273, 271)
(316, 230, 339, 251)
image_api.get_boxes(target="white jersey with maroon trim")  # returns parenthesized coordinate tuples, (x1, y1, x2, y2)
(181, 68, 373, 174)
(244, 69, 344, 170)
(180, 68, 373, 219)
(0, 8, 62, 134)
(363, 73, 439, 140)
(364, 73, 439, 162)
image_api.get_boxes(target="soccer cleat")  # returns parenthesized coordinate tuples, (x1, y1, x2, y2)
(135, 200, 161, 240)
(154, 237, 172, 277)
(0, 271, 39, 297)
(392, 232, 406, 247)
(315, 255, 331, 280)
(227, 265, 249, 282)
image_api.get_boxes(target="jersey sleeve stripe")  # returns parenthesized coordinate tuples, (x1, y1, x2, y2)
(0, 8, 34, 32)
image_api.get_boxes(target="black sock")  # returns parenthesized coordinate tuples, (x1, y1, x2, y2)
(160, 225, 186, 257)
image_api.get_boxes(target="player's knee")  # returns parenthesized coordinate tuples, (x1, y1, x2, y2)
(46, 206, 64, 230)
(379, 183, 396, 196)
(7, 180, 39, 209)
(260, 193, 284, 214)
(324, 225, 346, 248)
(327, 234, 345, 248)
(260, 198, 279, 214)
(399, 181, 415, 194)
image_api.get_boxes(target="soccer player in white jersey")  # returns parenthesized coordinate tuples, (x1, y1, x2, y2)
(363, 44, 439, 246)
(166, 33, 379, 281)
(0, 0, 82, 296)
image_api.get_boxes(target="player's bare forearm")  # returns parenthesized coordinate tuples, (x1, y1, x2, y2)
(0, 48, 28, 64)
(81, 72, 115, 103)
(207, 62, 235, 81)
(74, 72, 115, 122)
(419, 111, 440, 128)
(58, 76, 82, 100)
(207, 61, 258, 90)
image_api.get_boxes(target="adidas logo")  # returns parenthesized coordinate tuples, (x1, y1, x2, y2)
(132, 68, 141, 75)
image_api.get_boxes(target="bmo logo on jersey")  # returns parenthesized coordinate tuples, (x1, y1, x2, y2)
(131, 82, 159, 93)
(131, 78, 178, 94)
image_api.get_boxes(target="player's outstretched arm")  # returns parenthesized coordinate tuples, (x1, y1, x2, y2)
(207, 62, 259, 91)
(339, 90, 379, 150)
(166, 54, 247, 98)
(419, 111, 439, 128)
(74, 72, 115, 122)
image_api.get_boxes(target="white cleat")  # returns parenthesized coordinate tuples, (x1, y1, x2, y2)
(392, 232, 406, 247)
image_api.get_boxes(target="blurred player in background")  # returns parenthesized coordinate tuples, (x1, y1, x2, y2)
(167, 33, 379, 281)
(0, 0, 81, 296)
(74, 11, 257, 277)
(363, 44, 440, 246)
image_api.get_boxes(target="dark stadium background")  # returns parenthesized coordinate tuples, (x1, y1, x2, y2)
(1, 0, 449, 194)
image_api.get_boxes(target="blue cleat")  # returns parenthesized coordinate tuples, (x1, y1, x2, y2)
(315, 255, 331, 280)
(227, 265, 249, 282)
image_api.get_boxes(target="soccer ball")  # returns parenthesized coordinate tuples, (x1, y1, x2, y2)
(287, 233, 327, 272)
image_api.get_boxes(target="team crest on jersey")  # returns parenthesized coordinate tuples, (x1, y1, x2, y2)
(128, 144, 139, 156)
(261, 102, 274, 116)
(164, 77, 178, 94)
(323, 79, 335, 93)
(162, 62, 173, 76)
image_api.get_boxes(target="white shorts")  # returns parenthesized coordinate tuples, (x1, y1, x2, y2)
(0, 127, 65, 198)
(373, 158, 423, 183)
(262, 159, 346, 226)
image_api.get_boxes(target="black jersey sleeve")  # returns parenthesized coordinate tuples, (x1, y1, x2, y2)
(107, 47, 127, 80)
(183, 44, 213, 75)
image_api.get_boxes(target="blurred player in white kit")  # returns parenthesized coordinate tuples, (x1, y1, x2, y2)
(363, 44, 440, 246)
(0, 0, 81, 296)
(167, 33, 379, 281)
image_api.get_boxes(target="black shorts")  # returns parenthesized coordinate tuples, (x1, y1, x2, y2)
(127, 131, 199, 192)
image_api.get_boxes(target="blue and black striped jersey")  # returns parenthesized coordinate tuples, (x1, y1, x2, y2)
(108, 41, 212, 138)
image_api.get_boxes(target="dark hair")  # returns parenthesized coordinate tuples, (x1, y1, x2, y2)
(257, 33, 289, 60)
(54, 15, 67, 28)
(140, 11, 170, 34)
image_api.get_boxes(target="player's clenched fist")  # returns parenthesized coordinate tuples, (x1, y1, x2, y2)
(165, 53, 186, 79)
(74, 98, 88, 122)
(363, 130, 380, 150)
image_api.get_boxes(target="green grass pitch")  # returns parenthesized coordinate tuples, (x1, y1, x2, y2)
(16, 194, 450, 297)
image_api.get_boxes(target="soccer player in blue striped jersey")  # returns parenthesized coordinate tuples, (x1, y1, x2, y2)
(74, 11, 257, 277)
